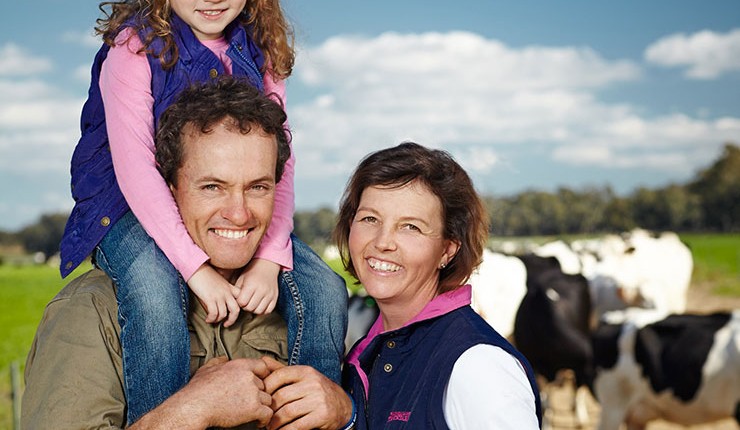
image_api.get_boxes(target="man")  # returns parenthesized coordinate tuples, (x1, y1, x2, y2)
(22, 78, 351, 430)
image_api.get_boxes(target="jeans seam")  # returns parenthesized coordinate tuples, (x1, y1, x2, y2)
(95, 246, 138, 421)
(281, 270, 304, 365)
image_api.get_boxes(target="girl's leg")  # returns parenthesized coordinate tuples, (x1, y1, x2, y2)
(94, 211, 190, 424)
(276, 234, 348, 383)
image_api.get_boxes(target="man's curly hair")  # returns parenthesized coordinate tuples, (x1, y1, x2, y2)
(155, 76, 291, 186)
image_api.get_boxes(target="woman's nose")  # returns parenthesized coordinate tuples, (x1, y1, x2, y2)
(373, 226, 397, 251)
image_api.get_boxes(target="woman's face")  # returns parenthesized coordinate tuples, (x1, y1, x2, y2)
(170, 0, 247, 41)
(348, 181, 459, 315)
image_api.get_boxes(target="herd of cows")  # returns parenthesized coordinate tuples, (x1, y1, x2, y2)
(339, 229, 740, 429)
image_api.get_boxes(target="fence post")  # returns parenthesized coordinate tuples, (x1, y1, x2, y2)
(11, 361, 21, 430)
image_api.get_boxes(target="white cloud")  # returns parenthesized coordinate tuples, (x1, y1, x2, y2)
(62, 30, 101, 48)
(74, 63, 93, 83)
(292, 32, 644, 172)
(0, 50, 85, 230)
(0, 43, 52, 76)
(289, 30, 739, 193)
(644, 28, 740, 79)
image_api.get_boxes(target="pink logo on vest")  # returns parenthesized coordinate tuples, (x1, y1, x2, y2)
(387, 411, 411, 422)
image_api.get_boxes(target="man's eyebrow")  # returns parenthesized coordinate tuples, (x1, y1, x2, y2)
(194, 176, 227, 184)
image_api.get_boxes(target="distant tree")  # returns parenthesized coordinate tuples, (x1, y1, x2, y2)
(688, 143, 740, 231)
(602, 195, 636, 232)
(556, 186, 612, 233)
(293, 207, 337, 247)
(0, 230, 20, 246)
(18, 213, 69, 258)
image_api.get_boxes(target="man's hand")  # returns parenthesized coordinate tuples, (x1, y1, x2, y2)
(262, 357, 353, 430)
(234, 258, 280, 315)
(188, 264, 242, 327)
(130, 357, 273, 430)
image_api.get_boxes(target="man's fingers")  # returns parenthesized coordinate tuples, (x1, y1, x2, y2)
(249, 357, 271, 380)
(262, 356, 286, 372)
(254, 403, 275, 429)
(259, 390, 272, 407)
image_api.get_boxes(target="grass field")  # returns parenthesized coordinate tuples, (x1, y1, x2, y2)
(0, 233, 738, 428)
(681, 233, 740, 296)
(0, 262, 92, 429)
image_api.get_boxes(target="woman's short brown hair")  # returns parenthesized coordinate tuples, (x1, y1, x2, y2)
(333, 142, 489, 293)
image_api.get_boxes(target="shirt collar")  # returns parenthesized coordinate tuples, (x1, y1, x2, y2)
(346, 285, 472, 394)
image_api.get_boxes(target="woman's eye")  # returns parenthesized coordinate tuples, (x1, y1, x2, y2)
(360, 216, 377, 223)
(403, 223, 421, 232)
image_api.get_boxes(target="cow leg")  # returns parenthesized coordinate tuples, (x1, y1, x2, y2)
(573, 385, 591, 428)
(596, 407, 627, 430)
(537, 376, 555, 430)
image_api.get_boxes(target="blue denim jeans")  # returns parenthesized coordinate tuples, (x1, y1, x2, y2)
(95, 211, 348, 423)
(278, 234, 348, 383)
(94, 211, 190, 424)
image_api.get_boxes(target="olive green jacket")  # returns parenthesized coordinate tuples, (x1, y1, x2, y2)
(22, 269, 287, 429)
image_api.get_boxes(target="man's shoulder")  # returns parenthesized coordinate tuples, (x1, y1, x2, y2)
(52, 268, 116, 306)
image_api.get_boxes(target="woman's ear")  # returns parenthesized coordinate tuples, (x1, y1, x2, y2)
(440, 240, 461, 268)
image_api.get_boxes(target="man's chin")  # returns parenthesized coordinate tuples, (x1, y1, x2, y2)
(210, 251, 254, 270)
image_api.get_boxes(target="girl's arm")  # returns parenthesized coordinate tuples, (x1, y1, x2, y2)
(252, 73, 295, 270)
(100, 29, 208, 281)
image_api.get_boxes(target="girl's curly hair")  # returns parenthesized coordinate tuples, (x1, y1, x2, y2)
(95, 0, 294, 79)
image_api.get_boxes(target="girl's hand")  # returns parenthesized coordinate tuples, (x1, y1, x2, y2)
(188, 264, 241, 327)
(234, 258, 280, 315)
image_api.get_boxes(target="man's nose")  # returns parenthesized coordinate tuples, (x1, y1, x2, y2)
(221, 192, 250, 225)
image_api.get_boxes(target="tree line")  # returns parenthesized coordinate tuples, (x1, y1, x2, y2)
(302, 143, 739, 240)
(2, 143, 738, 258)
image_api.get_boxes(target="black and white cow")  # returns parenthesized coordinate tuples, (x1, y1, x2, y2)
(470, 249, 528, 339)
(514, 254, 594, 427)
(591, 309, 740, 430)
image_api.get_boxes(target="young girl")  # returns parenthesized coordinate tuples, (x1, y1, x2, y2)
(59, 0, 347, 423)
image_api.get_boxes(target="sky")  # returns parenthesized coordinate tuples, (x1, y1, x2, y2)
(1, 0, 739, 231)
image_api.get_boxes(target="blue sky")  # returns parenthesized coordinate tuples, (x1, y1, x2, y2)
(1, 0, 739, 231)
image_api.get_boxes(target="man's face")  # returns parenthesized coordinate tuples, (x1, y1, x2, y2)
(171, 120, 277, 278)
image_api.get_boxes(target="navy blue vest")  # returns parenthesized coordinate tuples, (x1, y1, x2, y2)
(59, 13, 265, 277)
(343, 306, 543, 429)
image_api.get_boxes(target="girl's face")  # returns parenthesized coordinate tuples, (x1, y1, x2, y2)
(170, 0, 247, 41)
(348, 181, 459, 320)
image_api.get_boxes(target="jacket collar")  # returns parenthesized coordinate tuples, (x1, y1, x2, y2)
(346, 285, 472, 394)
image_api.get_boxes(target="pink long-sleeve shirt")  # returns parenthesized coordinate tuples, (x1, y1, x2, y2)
(100, 29, 295, 281)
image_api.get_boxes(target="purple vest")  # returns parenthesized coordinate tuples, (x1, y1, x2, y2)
(343, 306, 543, 429)
(59, 14, 264, 277)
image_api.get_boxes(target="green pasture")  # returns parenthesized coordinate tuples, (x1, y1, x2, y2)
(1, 233, 738, 428)
(681, 233, 740, 296)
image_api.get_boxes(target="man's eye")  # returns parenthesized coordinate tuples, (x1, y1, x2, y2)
(203, 184, 219, 191)
(403, 223, 421, 232)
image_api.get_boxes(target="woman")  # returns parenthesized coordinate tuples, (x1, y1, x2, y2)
(264, 142, 542, 429)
